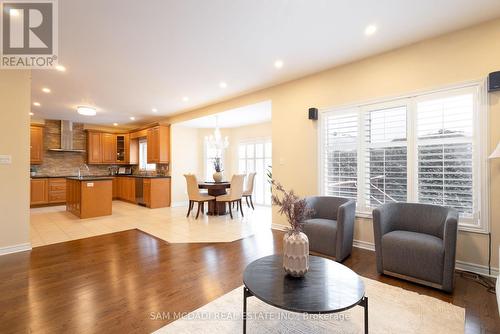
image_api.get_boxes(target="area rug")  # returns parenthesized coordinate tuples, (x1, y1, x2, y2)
(154, 277, 464, 334)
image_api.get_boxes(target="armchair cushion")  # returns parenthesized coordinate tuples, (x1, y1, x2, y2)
(302, 218, 337, 256)
(382, 230, 444, 284)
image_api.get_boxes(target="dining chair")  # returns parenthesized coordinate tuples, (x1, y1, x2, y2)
(242, 172, 257, 209)
(215, 174, 245, 219)
(184, 174, 215, 219)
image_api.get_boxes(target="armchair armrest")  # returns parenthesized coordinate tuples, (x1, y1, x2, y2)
(372, 204, 398, 273)
(335, 200, 356, 261)
(442, 209, 458, 292)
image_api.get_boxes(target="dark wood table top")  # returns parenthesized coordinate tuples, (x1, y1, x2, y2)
(198, 182, 231, 190)
(243, 255, 365, 314)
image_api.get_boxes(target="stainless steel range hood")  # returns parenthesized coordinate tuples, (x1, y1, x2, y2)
(48, 120, 86, 153)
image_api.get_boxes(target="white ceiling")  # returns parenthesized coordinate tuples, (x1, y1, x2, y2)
(179, 101, 271, 128)
(31, 0, 500, 126)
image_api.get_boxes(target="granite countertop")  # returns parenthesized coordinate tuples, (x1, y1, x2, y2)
(31, 174, 171, 179)
(66, 176, 114, 181)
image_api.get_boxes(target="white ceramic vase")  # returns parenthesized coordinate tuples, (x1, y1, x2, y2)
(213, 172, 223, 182)
(283, 231, 309, 277)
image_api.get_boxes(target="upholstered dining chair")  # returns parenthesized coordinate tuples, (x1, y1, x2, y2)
(184, 174, 215, 219)
(242, 172, 257, 209)
(215, 174, 245, 219)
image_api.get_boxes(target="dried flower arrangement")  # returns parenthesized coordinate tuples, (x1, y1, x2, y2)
(270, 179, 313, 234)
(213, 157, 223, 173)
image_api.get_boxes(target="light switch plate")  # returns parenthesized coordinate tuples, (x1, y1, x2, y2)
(86, 182, 94, 187)
(0, 155, 12, 164)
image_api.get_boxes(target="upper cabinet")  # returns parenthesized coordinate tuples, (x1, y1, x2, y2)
(30, 125, 44, 165)
(87, 131, 135, 165)
(147, 125, 169, 164)
(87, 131, 102, 164)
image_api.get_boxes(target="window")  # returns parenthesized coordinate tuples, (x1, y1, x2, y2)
(139, 140, 156, 171)
(319, 84, 488, 232)
(238, 139, 272, 206)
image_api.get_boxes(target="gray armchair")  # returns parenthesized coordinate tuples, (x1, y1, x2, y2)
(373, 202, 458, 292)
(302, 196, 356, 262)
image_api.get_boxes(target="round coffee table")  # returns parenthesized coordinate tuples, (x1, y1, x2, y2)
(242, 255, 368, 333)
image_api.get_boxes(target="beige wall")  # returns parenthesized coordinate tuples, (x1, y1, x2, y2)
(170, 124, 200, 204)
(0, 71, 31, 252)
(166, 18, 500, 271)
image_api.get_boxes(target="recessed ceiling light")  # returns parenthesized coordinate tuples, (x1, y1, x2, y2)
(113, 123, 118, 126)
(219, 81, 227, 88)
(274, 59, 284, 69)
(130, 116, 135, 121)
(29, 112, 34, 116)
(42, 87, 51, 93)
(10, 9, 20, 17)
(33, 102, 41, 107)
(364, 24, 377, 36)
(152, 108, 158, 113)
(182, 96, 189, 102)
(55, 65, 66, 72)
(76, 106, 96, 116)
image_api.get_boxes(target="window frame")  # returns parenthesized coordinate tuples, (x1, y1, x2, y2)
(318, 81, 489, 233)
(138, 139, 156, 171)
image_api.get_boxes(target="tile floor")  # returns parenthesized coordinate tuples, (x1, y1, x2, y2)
(30, 201, 272, 247)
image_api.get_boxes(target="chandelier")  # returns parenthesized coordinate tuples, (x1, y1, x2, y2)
(205, 116, 229, 155)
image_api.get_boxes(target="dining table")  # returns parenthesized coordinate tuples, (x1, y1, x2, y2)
(198, 181, 231, 215)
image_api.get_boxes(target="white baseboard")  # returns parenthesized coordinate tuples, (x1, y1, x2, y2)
(271, 226, 499, 278)
(0, 243, 32, 256)
(171, 201, 189, 208)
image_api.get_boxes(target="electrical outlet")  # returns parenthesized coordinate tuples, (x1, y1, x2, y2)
(0, 155, 12, 164)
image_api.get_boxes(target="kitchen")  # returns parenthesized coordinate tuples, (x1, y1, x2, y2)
(30, 120, 171, 219)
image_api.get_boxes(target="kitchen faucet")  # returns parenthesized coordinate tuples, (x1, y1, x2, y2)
(78, 163, 90, 179)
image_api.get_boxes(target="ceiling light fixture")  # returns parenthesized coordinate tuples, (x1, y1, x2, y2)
(29, 112, 34, 116)
(55, 65, 66, 72)
(274, 59, 284, 69)
(76, 106, 97, 116)
(364, 24, 377, 36)
(33, 102, 41, 107)
(130, 116, 135, 121)
(219, 81, 227, 89)
(42, 87, 51, 93)
(182, 96, 189, 102)
(152, 108, 158, 112)
(113, 123, 118, 126)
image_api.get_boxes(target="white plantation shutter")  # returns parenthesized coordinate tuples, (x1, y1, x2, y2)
(363, 105, 408, 208)
(320, 83, 486, 231)
(416, 93, 475, 218)
(322, 112, 358, 200)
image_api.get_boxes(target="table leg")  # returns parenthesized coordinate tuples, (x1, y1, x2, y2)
(359, 296, 368, 334)
(243, 287, 251, 334)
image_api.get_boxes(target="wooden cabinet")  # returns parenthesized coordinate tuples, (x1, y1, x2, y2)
(66, 179, 112, 219)
(30, 179, 48, 205)
(87, 131, 102, 164)
(87, 132, 136, 165)
(114, 177, 136, 203)
(102, 133, 117, 163)
(48, 178, 66, 204)
(30, 125, 44, 164)
(147, 125, 169, 164)
(143, 178, 171, 208)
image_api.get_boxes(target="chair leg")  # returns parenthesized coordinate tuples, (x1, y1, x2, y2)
(239, 199, 244, 217)
(196, 202, 201, 219)
(201, 201, 204, 214)
(228, 201, 233, 219)
(249, 196, 254, 210)
(186, 200, 192, 217)
(245, 196, 250, 208)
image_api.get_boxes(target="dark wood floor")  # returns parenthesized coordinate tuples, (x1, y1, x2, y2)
(0, 229, 498, 333)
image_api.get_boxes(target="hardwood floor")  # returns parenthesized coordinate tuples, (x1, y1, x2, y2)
(0, 229, 498, 333)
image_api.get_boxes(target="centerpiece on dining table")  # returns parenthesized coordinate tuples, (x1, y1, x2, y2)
(270, 179, 313, 277)
(212, 157, 223, 182)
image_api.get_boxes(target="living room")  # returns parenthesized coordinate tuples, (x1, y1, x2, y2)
(0, 1, 499, 333)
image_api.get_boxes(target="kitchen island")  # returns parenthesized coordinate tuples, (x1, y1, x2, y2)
(66, 177, 113, 218)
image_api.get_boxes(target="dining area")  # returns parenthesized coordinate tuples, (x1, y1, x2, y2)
(184, 173, 256, 219)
